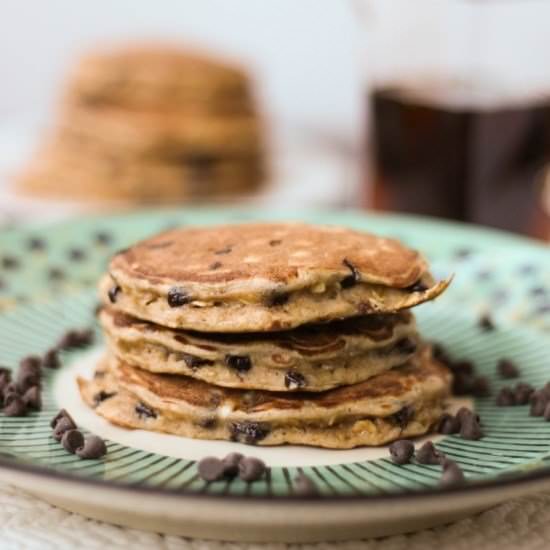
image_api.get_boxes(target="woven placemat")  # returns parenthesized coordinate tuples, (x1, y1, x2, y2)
(0, 484, 549, 549)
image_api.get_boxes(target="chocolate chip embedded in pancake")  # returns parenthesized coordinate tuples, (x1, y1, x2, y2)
(101, 307, 420, 392)
(101, 222, 450, 332)
(78, 348, 452, 449)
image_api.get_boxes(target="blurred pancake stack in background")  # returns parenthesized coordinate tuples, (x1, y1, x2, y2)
(16, 43, 266, 204)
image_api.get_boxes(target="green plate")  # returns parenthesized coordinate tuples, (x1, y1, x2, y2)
(0, 208, 549, 542)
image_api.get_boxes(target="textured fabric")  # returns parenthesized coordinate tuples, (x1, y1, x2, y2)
(0, 484, 549, 549)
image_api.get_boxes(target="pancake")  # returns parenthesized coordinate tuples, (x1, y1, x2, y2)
(101, 307, 420, 392)
(64, 43, 255, 115)
(17, 141, 264, 203)
(56, 105, 264, 160)
(101, 223, 450, 332)
(78, 348, 452, 449)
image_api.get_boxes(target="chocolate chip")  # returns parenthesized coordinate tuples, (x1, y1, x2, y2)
(496, 387, 516, 407)
(460, 414, 483, 440)
(198, 456, 226, 481)
(479, 313, 495, 332)
(135, 402, 157, 419)
(108, 286, 121, 303)
(198, 417, 217, 429)
(340, 258, 361, 289)
(50, 408, 76, 430)
(392, 405, 414, 429)
(167, 286, 191, 307)
(405, 280, 428, 292)
(209, 261, 222, 270)
(395, 337, 418, 355)
(42, 348, 60, 369)
(437, 413, 460, 434)
(57, 329, 94, 350)
(0, 368, 11, 390)
(432, 343, 451, 365)
(452, 371, 474, 396)
(453, 360, 475, 376)
(214, 245, 232, 255)
(269, 239, 282, 246)
(389, 439, 414, 464)
(416, 441, 445, 465)
(440, 459, 465, 488)
(1, 256, 20, 270)
(94, 231, 112, 245)
(225, 355, 252, 373)
(68, 248, 86, 262)
(284, 370, 306, 390)
(53, 417, 77, 441)
(23, 386, 41, 410)
(76, 435, 107, 459)
(48, 267, 65, 281)
(293, 472, 318, 496)
(456, 407, 480, 425)
(61, 429, 84, 454)
(3, 394, 26, 417)
(530, 391, 548, 417)
(93, 391, 116, 407)
(221, 453, 243, 476)
(17, 356, 41, 392)
(266, 291, 289, 307)
(515, 383, 535, 405)
(230, 422, 270, 444)
(471, 377, 491, 397)
(28, 237, 46, 251)
(177, 353, 213, 370)
(239, 457, 266, 482)
(3, 382, 18, 400)
(497, 359, 520, 379)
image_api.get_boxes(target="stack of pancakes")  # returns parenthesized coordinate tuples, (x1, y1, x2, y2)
(79, 223, 452, 449)
(18, 44, 265, 203)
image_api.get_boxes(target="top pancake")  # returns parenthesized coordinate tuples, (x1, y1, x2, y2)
(64, 43, 253, 115)
(103, 222, 450, 332)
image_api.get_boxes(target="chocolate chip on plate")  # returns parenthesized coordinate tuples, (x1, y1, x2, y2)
(42, 348, 60, 369)
(27, 237, 46, 251)
(456, 407, 480, 425)
(53, 417, 77, 441)
(198, 456, 226, 482)
(61, 429, 84, 454)
(239, 457, 267, 482)
(0, 368, 11, 389)
(293, 472, 318, 496)
(167, 286, 191, 307)
(3, 394, 27, 417)
(497, 359, 520, 379)
(530, 391, 548, 417)
(108, 286, 121, 303)
(225, 355, 252, 373)
(221, 452, 244, 478)
(94, 231, 112, 245)
(471, 376, 491, 397)
(496, 387, 516, 407)
(437, 413, 460, 435)
(416, 441, 445, 465)
(68, 248, 86, 262)
(515, 383, 535, 405)
(23, 386, 41, 410)
(440, 459, 465, 488)
(389, 439, 414, 464)
(479, 313, 495, 332)
(460, 414, 483, 440)
(17, 357, 41, 392)
(76, 435, 107, 459)
(284, 370, 306, 390)
(50, 408, 76, 429)
(2, 382, 18, 400)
